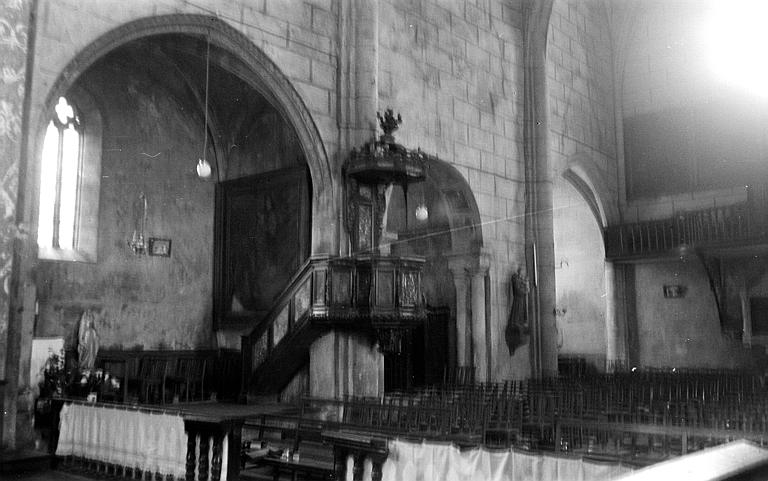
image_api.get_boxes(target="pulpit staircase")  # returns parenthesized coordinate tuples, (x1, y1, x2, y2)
(240, 254, 426, 399)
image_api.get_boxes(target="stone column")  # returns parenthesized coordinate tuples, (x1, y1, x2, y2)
(470, 258, 490, 382)
(604, 261, 620, 370)
(523, 0, 557, 377)
(448, 260, 470, 367)
(740, 277, 752, 346)
(2, 0, 34, 450)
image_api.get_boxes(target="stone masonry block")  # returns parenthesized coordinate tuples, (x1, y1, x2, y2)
(493, 134, 516, 157)
(289, 24, 331, 54)
(478, 30, 502, 58)
(266, 0, 311, 27)
(476, 192, 494, 217)
(310, 60, 335, 89)
(451, 12, 478, 42)
(244, 8, 289, 41)
(307, 0, 332, 11)
(495, 177, 516, 199)
(465, 3, 489, 29)
(435, 0, 463, 18)
(294, 81, 330, 114)
(480, 111, 499, 133)
(482, 151, 506, 176)
(474, 169, 496, 194)
(264, 44, 312, 83)
(452, 121, 469, 145)
(469, 125, 493, 152)
(453, 99, 480, 124)
(426, 44, 452, 72)
(438, 31, 466, 59)
(466, 43, 491, 71)
(454, 142, 481, 169)
(311, 5, 335, 36)
(423, 2, 452, 27)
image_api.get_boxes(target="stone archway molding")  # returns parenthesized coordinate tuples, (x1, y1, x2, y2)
(35, 13, 338, 254)
(423, 156, 484, 255)
(563, 153, 619, 229)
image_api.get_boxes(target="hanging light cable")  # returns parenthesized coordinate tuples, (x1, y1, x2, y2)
(197, 34, 213, 179)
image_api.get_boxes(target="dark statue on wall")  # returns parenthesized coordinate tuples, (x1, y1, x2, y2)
(505, 268, 530, 356)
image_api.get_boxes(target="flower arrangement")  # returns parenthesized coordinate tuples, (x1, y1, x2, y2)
(39, 349, 67, 397)
(75, 368, 121, 396)
(38, 350, 121, 400)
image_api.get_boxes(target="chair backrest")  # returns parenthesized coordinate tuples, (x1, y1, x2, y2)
(176, 358, 206, 380)
(139, 358, 168, 379)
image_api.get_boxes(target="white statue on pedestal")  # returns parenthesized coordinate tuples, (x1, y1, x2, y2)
(77, 309, 99, 371)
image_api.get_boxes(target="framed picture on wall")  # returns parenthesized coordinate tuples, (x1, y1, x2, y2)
(663, 284, 686, 298)
(148, 238, 172, 257)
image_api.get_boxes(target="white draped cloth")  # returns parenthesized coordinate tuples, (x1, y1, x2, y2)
(56, 402, 187, 479)
(379, 439, 635, 481)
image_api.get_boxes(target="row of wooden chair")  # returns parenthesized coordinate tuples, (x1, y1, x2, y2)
(99, 356, 207, 404)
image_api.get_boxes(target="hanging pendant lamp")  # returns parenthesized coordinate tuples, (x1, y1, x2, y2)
(197, 35, 213, 179)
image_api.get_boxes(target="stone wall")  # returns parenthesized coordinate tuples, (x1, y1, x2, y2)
(29, 0, 340, 185)
(553, 181, 605, 363)
(547, 0, 618, 368)
(634, 259, 752, 369)
(377, 0, 527, 379)
(547, 0, 617, 200)
(33, 36, 308, 350)
(34, 63, 216, 350)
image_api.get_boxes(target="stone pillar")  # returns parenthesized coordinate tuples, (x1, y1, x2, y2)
(604, 261, 620, 370)
(448, 260, 470, 367)
(470, 259, 490, 382)
(522, 0, 557, 377)
(2, 0, 34, 450)
(309, 331, 384, 399)
(740, 277, 752, 346)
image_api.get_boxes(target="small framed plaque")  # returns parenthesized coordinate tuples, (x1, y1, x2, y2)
(148, 238, 172, 257)
(663, 284, 686, 298)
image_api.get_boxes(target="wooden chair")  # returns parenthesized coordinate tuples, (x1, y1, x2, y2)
(138, 358, 169, 404)
(97, 358, 129, 403)
(174, 358, 207, 402)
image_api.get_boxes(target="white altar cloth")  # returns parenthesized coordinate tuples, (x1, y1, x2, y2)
(56, 402, 187, 479)
(380, 439, 635, 481)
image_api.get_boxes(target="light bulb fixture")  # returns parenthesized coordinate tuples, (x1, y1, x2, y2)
(197, 34, 213, 179)
(197, 158, 212, 178)
(415, 203, 429, 221)
(415, 182, 428, 221)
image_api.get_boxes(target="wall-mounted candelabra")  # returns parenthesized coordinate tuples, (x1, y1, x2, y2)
(128, 192, 147, 255)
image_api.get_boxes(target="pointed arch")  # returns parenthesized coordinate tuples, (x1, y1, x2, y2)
(32, 14, 337, 254)
(562, 154, 619, 230)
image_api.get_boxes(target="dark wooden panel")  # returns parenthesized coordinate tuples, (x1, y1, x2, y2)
(214, 167, 310, 328)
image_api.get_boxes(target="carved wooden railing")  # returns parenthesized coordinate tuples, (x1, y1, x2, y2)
(605, 198, 768, 260)
(241, 255, 426, 397)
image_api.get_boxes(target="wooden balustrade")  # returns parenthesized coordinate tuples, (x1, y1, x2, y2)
(184, 417, 243, 481)
(604, 199, 767, 260)
(241, 254, 427, 397)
